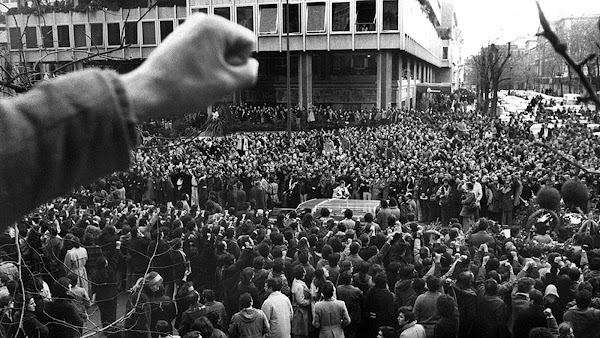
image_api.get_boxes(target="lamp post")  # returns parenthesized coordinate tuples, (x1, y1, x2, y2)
(285, 0, 292, 139)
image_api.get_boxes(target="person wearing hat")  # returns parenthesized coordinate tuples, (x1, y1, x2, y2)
(124, 271, 164, 338)
(544, 284, 564, 323)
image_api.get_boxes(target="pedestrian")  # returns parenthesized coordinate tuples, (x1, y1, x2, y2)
(261, 278, 293, 338)
(312, 281, 351, 337)
(229, 293, 270, 338)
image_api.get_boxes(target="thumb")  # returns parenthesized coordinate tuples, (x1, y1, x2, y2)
(228, 58, 259, 90)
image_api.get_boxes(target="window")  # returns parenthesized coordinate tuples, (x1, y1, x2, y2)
(41, 26, 53, 48)
(9, 28, 21, 50)
(125, 22, 137, 45)
(307, 2, 325, 33)
(237, 6, 253, 31)
(90, 23, 103, 46)
(160, 21, 173, 41)
(356, 1, 375, 31)
(214, 7, 230, 20)
(383, 0, 398, 30)
(74, 24, 86, 47)
(25, 27, 36, 48)
(191, 8, 207, 14)
(142, 22, 156, 45)
(283, 3, 300, 33)
(331, 53, 376, 75)
(442, 46, 448, 59)
(332, 2, 349, 32)
(107, 23, 120, 45)
(259, 4, 277, 34)
(57, 25, 70, 47)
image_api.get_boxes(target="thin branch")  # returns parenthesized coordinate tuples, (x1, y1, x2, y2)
(533, 141, 600, 175)
(0, 80, 28, 93)
(578, 53, 597, 68)
(536, 1, 600, 108)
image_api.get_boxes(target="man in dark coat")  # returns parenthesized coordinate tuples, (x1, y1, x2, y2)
(476, 278, 508, 338)
(513, 289, 548, 338)
(363, 273, 396, 337)
(248, 181, 267, 210)
(336, 271, 363, 338)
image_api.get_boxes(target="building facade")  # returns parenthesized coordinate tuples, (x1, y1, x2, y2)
(5, 0, 461, 109)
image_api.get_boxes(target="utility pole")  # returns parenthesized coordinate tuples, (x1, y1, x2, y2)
(286, 0, 292, 139)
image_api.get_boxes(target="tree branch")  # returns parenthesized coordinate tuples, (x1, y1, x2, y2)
(533, 141, 600, 175)
(536, 1, 600, 108)
(0, 80, 28, 93)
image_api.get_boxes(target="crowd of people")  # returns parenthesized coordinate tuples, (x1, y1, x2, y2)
(3, 100, 600, 338)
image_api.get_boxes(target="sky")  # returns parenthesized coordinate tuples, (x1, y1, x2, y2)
(454, 0, 600, 56)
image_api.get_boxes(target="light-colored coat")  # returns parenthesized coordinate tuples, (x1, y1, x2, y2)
(262, 291, 293, 338)
(313, 299, 351, 338)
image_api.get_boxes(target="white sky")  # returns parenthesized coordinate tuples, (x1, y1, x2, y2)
(455, 0, 600, 56)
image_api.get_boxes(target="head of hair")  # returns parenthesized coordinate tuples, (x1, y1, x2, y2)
(349, 242, 360, 255)
(558, 322, 573, 338)
(202, 289, 215, 302)
(437, 294, 456, 318)
(265, 278, 282, 292)
(412, 278, 426, 294)
(52, 277, 71, 299)
(529, 327, 554, 338)
(517, 277, 536, 293)
(328, 252, 341, 267)
(182, 331, 202, 338)
(576, 289, 592, 309)
(321, 281, 335, 299)
(398, 306, 416, 322)
(457, 271, 474, 288)
(239, 292, 253, 308)
(485, 278, 498, 295)
(293, 265, 305, 280)
(66, 272, 79, 287)
(425, 275, 441, 292)
(529, 289, 544, 306)
(374, 272, 388, 288)
(155, 320, 172, 335)
(241, 267, 254, 284)
(378, 326, 396, 338)
(338, 270, 353, 285)
(191, 316, 214, 337)
(272, 258, 284, 273)
(399, 264, 415, 279)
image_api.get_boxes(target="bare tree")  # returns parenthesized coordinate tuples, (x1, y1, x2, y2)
(468, 42, 511, 116)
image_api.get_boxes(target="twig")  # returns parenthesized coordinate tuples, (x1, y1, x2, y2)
(536, 1, 600, 108)
(533, 141, 600, 175)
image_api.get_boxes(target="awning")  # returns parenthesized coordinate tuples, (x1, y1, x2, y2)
(416, 83, 452, 94)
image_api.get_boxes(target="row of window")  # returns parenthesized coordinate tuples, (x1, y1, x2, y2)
(9, 20, 179, 50)
(192, 0, 399, 34)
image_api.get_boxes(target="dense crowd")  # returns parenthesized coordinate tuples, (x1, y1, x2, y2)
(3, 102, 600, 338)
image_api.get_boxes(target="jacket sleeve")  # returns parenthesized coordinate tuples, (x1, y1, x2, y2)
(0, 69, 138, 229)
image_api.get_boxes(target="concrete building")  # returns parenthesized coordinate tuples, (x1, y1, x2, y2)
(5, 0, 462, 109)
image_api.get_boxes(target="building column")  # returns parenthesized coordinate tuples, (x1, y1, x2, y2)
(377, 51, 393, 110)
(406, 57, 412, 109)
(398, 54, 403, 108)
(299, 52, 313, 108)
(412, 58, 418, 109)
(425, 65, 431, 83)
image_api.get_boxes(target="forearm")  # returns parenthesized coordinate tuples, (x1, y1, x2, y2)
(0, 69, 137, 228)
